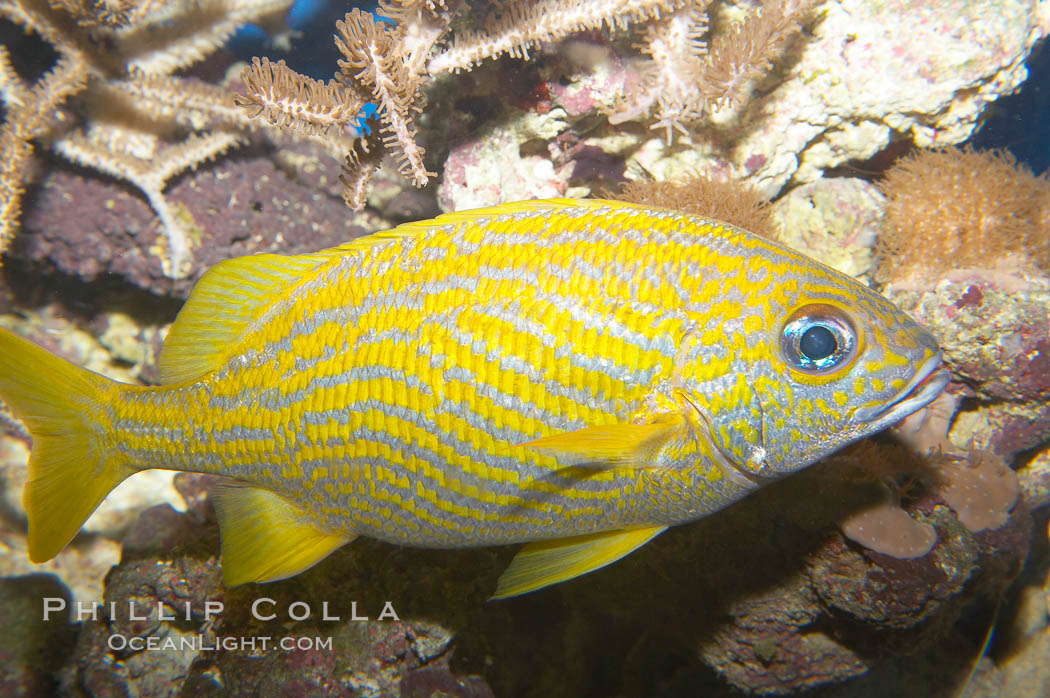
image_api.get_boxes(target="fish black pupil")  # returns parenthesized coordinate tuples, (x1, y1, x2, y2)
(800, 325, 837, 361)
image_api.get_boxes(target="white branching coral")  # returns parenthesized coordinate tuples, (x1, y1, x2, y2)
(0, 0, 820, 266)
(236, 0, 818, 209)
(0, 0, 296, 278)
(0, 50, 87, 267)
(610, 0, 817, 141)
(426, 0, 680, 73)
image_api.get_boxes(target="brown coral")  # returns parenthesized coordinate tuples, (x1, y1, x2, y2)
(875, 147, 1050, 284)
(611, 175, 776, 238)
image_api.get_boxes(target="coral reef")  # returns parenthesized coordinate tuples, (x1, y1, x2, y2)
(236, 0, 818, 207)
(770, 177, 883, 280)
(0, 0, 1046, 695)
(61, 474, 498, 697)
(45, 452, 1031, 697)
(234, 0, 1049, 214)
(0, 0, 366, 278)
(832, 439, 1023, 561)
(886, 278, 1050, 460)
(5, 161, 1043, 697)
(436, 106, 575, 210)
(5, 0, 1044, 291)
(774, 161, 1048, 575)
(431, 0, 1047, 213)
(6, 157, 1044, 697)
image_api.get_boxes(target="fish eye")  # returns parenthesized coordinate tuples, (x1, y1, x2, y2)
(780, 305, 858, 374)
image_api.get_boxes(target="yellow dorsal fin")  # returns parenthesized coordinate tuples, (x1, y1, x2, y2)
(521, 419, 682, 468)
(159, 252, 331, 384)
(342, 198, 607, 246)
(492, 525, 667, 599)
(212, 484, 353, 585)
(391, 197, 600, 231)
(160, 199, 613, 385)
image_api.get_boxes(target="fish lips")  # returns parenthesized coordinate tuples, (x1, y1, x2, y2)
(852, 353, 951, 430)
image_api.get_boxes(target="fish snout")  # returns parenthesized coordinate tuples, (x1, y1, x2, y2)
(851, 352, 950, 429)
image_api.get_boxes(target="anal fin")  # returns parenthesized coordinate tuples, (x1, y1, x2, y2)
(492, 525, 667, 599)
(212, 484, 353, 585)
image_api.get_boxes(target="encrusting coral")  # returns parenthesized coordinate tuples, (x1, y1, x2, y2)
(874, 146, 1050, 285)
(830, 439, 940, 559)
(235, 0, 818, 210)
(0, 0, 365, 278)
(830, 392, 1022, 561)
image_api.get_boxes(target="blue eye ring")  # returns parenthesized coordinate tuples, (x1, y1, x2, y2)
(780, 304, 858, 375)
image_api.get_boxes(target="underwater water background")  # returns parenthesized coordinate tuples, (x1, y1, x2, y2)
(970, 36, 1050, 174)
(0, 1, 1049, 697)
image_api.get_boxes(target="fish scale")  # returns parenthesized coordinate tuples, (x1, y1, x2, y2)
(137, 205, 738, 536)
(0, 198, 949, 597)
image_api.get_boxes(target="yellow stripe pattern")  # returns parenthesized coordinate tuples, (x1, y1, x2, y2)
(97, 199, 939, 547)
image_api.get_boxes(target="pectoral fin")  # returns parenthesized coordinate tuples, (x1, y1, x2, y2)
(492, 525, 668, 599)
(213, 484, 353, 585)
(521, 420, 681, 468)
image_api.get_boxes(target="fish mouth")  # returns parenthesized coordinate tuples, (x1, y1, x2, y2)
(852, 353, 951, 428)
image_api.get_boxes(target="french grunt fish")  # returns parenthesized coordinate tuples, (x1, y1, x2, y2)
(0, 199, 950, 598)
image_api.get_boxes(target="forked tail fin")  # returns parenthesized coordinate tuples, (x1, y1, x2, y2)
(0, 327, 131, 561)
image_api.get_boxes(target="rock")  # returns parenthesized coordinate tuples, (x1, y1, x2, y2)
(60, 498, 496, 697)
(0, 574, 79, 696)
(888, 278, 1050, 460)
(438, 107, 573, 211)
(18, 143, 381, 298)
(771, 178, 883, 281)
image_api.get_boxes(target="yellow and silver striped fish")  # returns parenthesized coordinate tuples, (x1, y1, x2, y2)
(0, 199, 949, 597)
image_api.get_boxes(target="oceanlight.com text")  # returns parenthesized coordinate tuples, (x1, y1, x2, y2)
(107, 634, 333, 652)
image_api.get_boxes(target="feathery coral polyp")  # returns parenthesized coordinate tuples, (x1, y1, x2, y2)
(875, 147, 1050, 284)
(234, 57, 366, 138)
